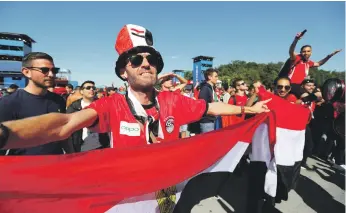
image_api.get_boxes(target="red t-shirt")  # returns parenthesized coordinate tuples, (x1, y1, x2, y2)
(289, 55, 315, 84)
(228, 94, 248, 106)
(87, 92, 207, 148)
(284, 94, 297, 103)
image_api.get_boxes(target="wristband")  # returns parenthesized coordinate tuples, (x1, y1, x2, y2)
(241, 106, 245, 115)
(0, 123, 9, 149)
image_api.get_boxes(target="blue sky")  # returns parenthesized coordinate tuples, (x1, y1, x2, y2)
(1, 1, 345, 87)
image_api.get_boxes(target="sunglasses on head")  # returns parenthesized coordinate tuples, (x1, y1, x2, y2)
(26, 67, 60, 75)
(127, 54, 158, 67)
(276, 85, 291, 91)
(83, 86, 96, 90)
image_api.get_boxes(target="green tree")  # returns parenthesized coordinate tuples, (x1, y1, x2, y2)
(184, 71, 193, 80)
(215, 60, 344, 87)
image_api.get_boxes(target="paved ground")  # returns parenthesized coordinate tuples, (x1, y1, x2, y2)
(189, 157, 345, 213)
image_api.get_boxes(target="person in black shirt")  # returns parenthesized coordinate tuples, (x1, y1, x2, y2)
(0, 52, 74, 155)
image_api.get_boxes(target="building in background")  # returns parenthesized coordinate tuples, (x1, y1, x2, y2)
(192, 55, 214, 86)
(172, 69, 185, 85)
(0, 32, 35, 88)
(0, 32, 78, 89)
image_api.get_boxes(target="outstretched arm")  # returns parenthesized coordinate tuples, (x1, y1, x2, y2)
(0, 109, 98, 150)
(208, 99, 271, 116)
(314, 49, 342, 67)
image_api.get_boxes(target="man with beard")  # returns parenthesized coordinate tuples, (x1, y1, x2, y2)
(0, 24, 270, 153)
(298, 79, 323, 169)
(287, 30, 342, 97)
(0, 52, 74, 155)
(274, 77, 297, 103)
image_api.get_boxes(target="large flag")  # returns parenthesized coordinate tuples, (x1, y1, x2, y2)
(0, 88, 310, 213)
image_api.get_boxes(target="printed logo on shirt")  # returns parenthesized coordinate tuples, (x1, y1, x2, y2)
(164, 116, 175, 133)
(119, 121, 141, 136)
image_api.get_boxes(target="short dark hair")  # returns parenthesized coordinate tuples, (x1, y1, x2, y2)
(232, 78, 243, 88)
(203, 68, 218, 81)
(22, 52, 54, 67)
(274, 77, 291, 86)
(9, 84, 19, 89)
(300, 45, 312, 52)
(81, 80, 95, 88)
(66, 84, 73, 90)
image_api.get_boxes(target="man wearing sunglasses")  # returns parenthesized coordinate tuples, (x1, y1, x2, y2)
(0, 24, 270, 155)
(273, 77, 297, 104)
(67, 81, 110, 152)
(0, 52, 74, 155)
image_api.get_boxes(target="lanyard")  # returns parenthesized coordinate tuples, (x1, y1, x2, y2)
(125, 91, 160, 143)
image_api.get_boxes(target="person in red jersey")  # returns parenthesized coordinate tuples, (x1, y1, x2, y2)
(286, 30, 342, 97)
(0, 24, 270, 150)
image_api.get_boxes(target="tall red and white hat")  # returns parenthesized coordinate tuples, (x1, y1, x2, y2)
(115, 24, 164, 81)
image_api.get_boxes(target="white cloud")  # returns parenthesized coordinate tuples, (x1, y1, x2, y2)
(171, 55, 179, 59)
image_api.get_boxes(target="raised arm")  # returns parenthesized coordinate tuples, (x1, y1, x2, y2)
(314, 49, 342, 67)
(289, 30, 305, 61)
(172, 73, 188, 91)
(0, 109, 98, 150)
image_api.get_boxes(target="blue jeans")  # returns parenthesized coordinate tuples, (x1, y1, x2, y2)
(200, 122, 215, 133)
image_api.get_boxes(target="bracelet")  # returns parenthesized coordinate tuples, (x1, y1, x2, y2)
(0, 123, 10, 149)
(241, 106, 245, 115)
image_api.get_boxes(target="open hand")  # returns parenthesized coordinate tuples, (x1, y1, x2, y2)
(250, 98, 272, 113)
(332, 49, 342, 56)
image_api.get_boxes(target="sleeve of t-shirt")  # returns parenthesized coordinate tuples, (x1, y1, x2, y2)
(0, 97, 15, 122)
(198, 86, 212, 103)
(308, 60, 315, 67)
(84, 97, 111, 133)
(177, 94, 208, 124)
(228, 96, 235, 105)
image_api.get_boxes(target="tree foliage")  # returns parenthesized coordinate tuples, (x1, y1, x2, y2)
(182, 60, 344, 87)
(216, 60, 344, 87)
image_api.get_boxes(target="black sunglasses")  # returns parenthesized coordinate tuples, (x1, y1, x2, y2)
(26, 67, 60, 75)
(237, 82, 246, 86)
(83, 86, 96, 90)
(127, 54, 158, 67)
(276, 85, 291, 91)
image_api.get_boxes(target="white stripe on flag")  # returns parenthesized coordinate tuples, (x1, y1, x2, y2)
(250, 124, 305, 197)
(106, 142, 249, 213)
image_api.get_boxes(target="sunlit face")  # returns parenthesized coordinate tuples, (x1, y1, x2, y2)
(97, 92, 104, 99)
(162, 76, 173, 89)
(303, 82, 315, 93)
(275, 79, 291, 98)
(300, 46, 312, 60)
(22, 59, 56, 89)
(208, 72, 218, 85)
(120, 52, 158, 92)
(236, 81, 248, 91)
(81, 83, 96, 99)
